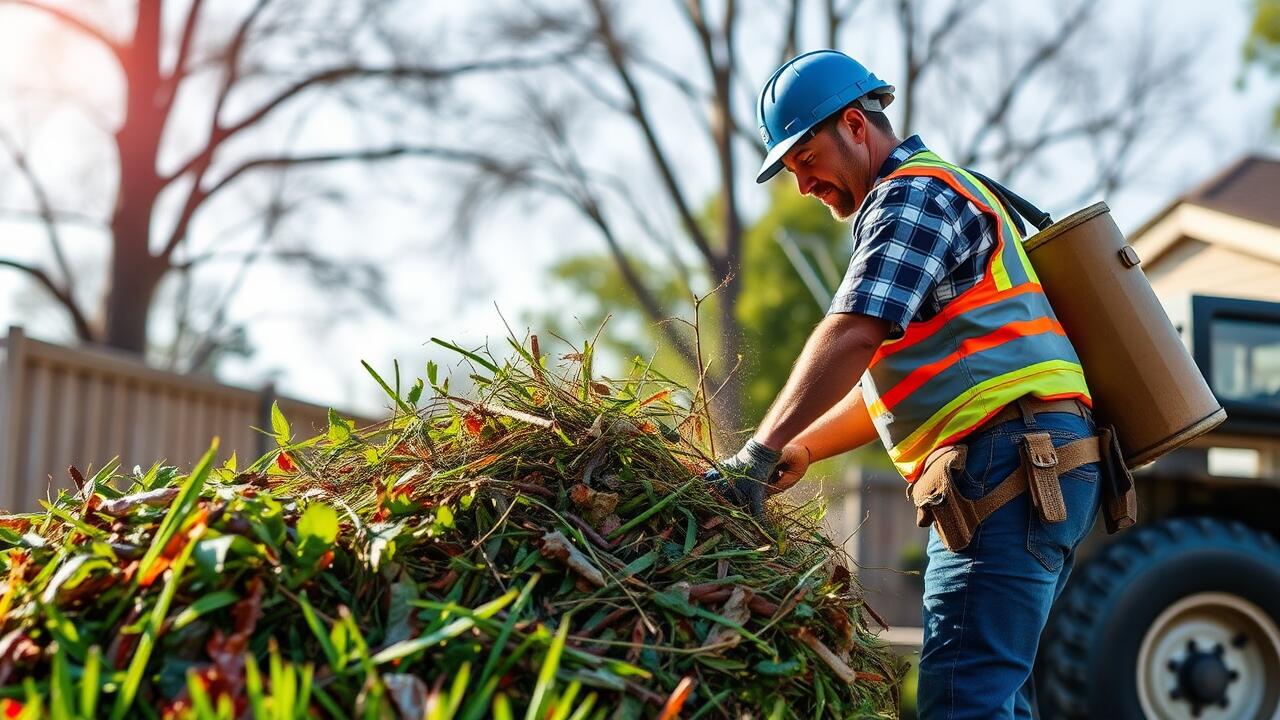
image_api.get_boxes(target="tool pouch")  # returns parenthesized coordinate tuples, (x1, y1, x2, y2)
(909, 445, 979, 552)
(1021, 433, 1068, 523)
(1099, 425, 1138, 534)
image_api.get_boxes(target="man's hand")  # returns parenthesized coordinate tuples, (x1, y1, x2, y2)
(768, 443, 811, 496)
(702, 439, 782, 519)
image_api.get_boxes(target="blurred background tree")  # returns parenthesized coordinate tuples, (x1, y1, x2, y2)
(1246, 0, 1280, 126)
(0, 0, 584, 372)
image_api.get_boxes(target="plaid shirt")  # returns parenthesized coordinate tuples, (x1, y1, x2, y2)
(829, 136, 1009, 338)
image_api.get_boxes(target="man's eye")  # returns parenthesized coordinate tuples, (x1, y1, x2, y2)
(802, 155, 814, 166)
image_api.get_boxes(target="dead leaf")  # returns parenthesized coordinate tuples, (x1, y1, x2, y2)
(383, 673, 430, 719)
(535, 531, 605, 587)
(702, 586, 752, 651)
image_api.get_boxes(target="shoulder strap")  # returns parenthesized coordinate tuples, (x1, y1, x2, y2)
(968, 171, 1055, 233)
(892, 151, 1054, 234)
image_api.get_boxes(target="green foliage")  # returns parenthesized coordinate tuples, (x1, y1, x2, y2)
(1245, 0, 1280, 127)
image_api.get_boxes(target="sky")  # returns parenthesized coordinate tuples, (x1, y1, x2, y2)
(0, 0, 1276, 419)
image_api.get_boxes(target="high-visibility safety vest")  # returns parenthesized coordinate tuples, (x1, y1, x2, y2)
(860, 150, 1092, 482)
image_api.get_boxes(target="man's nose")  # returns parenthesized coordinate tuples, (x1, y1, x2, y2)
(796, 171, 816, 196)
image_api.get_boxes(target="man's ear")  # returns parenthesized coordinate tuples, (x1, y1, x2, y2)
(839, 107, 868, 143)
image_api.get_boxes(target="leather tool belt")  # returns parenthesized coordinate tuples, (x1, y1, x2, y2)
(908, 397, 1138, 552)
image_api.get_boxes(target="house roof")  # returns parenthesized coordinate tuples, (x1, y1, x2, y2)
(1131, 154, 1280, 242)
(1127, 154, 1280, 269)
(1182, 155, 1280, 228)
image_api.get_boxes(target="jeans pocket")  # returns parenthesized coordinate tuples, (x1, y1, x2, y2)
(955, 431, 999, 502)
(1026, 460, 1101, 571)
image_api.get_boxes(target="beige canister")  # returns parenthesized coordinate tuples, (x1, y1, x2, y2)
(1023, 202, 1226, 468)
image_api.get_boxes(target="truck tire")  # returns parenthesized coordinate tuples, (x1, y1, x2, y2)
(1037, 517, 1280, 720)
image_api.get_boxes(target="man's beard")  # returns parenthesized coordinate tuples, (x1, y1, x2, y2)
(824, 131, 863, 221)
(826, 187, 857, 220)
(814, 181, 858, 220)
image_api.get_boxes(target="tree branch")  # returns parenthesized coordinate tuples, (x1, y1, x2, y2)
(171, 0, 206, 80)
(779, 0, 801, 67)
(0, 0, 124, 66)
(159, 0, 273, 263)
(960, 0, 1098, 165)
(587, 0, 718, 269)
(162, 47, 589, 186)
(0, 259, 95, 341)
(0, 129, 77, 294)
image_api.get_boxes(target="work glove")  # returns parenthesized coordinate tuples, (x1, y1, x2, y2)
(703, 439, 783, 519)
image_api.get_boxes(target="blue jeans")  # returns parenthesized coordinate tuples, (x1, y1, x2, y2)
(917, 411, 1102, 719)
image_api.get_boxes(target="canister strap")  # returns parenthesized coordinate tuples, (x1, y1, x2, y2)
(970, 170, 1054, 232)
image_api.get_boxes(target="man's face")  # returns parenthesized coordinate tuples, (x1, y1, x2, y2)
(781, 111, 874, 221)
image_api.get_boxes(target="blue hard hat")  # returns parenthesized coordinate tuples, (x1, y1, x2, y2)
(755, 50, 895, 183)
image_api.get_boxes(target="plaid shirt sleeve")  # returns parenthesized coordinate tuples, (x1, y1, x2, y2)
(828, 177, 966, 337)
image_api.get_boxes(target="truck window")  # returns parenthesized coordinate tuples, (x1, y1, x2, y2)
(1210, 316, 1280, 409)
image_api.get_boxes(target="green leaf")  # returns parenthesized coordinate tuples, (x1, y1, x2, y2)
(426, 361, 439, 388)
(327, 409, 353, 444)
(136, 441, 218, 590)
(297, 503, 339, 565)
(172, 590, 240, 632)
(244, 650, 267, 717)
(462, 574, 540, 720)
(433, 504, 454, 532)
(298, 591, 341, 670)
(370, 588, 518, 666)
(41, 554, 112, 604)
(526, 616, 571, 720)
(384, 580, 418, 647)
(81, 645, 102, 718)
(430, 338, 500, 374)
(193, 535, 258, 577)
(362, 360, 414, 414)
(407, 378, 424, 406)
(270, 401, 290, 446)
(50, 644, 73, 720)
(112, 516, 201, 720)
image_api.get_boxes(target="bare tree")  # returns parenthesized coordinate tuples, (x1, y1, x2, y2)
(0, 0, 586, 366)
(436, 0, 1198, 426)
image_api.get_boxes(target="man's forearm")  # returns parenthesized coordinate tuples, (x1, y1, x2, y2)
(791, 384, 880, 462)
(753, 313, 888, 450)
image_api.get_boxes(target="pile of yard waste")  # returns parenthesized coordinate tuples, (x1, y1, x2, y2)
(0, 336, 902, 719)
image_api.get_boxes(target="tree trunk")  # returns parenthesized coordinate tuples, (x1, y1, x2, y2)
(105, 199, 163, 354)
(102, 2, 166, 355)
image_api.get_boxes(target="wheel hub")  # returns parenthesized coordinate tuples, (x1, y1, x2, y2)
(1168, 639, 1237, 714)
(1137, 592, 1280, 720)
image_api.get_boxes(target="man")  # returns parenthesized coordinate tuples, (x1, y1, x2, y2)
(705, 50, 1102, 718)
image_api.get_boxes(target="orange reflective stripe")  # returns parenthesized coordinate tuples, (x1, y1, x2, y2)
(871, 282, 1046, 365)
(875, 318, 1067, 412)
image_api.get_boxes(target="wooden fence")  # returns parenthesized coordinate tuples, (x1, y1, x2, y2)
(0, 327, 380, 512)
(823, 466, 930, 630)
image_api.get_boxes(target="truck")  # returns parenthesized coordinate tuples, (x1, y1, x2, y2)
(1036, 293, 1280, 720)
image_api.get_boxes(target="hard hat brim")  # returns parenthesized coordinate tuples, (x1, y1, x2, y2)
(755, 130, 807, 184)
